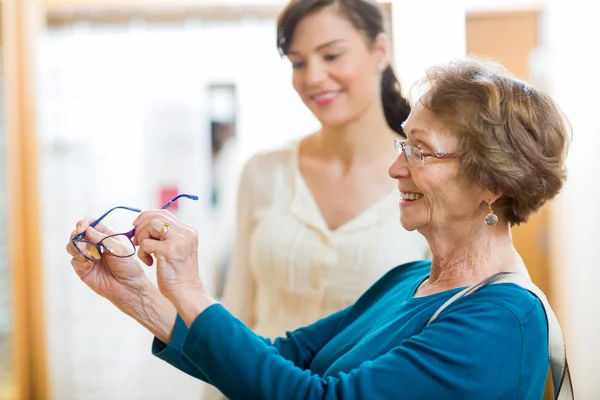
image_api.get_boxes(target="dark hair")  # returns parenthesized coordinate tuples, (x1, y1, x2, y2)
(418, 57, 570, 226)
(276, 0, 410, 135)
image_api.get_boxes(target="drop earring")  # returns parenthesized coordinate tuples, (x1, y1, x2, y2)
(377, 62, 385, 71)
(485, 201, 498, 226)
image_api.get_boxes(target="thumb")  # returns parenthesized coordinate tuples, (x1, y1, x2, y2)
(85, 226, 108, 243)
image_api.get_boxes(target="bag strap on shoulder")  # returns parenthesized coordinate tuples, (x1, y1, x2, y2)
(426, 272, 574, 400)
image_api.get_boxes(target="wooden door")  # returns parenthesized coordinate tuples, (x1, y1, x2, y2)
(466, 11, 553, 399)
(1, 0, 48, 398)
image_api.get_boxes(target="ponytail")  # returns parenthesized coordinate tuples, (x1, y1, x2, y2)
(381, 66, 411, 136)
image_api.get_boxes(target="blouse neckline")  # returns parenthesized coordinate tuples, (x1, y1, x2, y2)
(289, 140, 397, 235)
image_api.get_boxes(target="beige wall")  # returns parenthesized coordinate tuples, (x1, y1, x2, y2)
(541, 1, 600, 398)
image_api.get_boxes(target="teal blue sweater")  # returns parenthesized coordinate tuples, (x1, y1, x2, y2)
(153, 261, 549, 399)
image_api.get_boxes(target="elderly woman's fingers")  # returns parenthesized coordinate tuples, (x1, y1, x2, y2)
(71, 216, 117, 240)
(67, 217, 95, 261)
(66, 238, 86, 261)
(133, 210, 178, 244)
(135, 215, 177, 265)
(71, 257, 93, 277)
(138, 236, 168, 263)
(68, 214, 121, 264)
(75, 217, 95, 236)
(69, 215, 101, 245)
(137, 243, 154, 267)
(91, 220, 117, 236)
(149, 218, 173, 241)
(133, 209, 175, 228)
(133, 210, 197, 269)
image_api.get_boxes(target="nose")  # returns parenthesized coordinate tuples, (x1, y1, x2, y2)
(388, 150, 411, 180)
(305, 59, 327, 86)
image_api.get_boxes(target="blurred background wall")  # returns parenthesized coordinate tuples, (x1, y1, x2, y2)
(1, 0, 599, 399)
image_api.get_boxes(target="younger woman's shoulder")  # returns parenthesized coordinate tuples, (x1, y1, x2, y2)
(243, 141, 298, 172)
(239, 141, 298, 192)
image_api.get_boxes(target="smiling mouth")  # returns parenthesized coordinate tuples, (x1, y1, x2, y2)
(400, 191, 424, 202)
(309, 91, 341, 101)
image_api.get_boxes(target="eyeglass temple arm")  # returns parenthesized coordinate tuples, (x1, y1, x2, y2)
(72, 206, 142, 241)
(421, 152, 459, 158)
(159, 193, 199, 209)
(426, 152, 460, 159)
(124, 194, 200, 239)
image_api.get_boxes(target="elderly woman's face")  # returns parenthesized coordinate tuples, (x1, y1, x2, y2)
(388, 102, 488, 234)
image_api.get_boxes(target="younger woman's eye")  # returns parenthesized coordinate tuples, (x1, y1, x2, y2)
(291, 61, 305, 70)
(324, 53, 341, 61)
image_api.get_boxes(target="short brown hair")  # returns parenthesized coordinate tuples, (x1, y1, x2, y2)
(418, 57, 570, 226)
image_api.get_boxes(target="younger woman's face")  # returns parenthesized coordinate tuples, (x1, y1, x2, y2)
(286, 7, 387, 128)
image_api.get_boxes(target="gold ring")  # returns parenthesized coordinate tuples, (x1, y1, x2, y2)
(158, 222, 169, 241)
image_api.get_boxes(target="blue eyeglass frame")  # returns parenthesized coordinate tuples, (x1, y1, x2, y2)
(72, 193, 199, 259)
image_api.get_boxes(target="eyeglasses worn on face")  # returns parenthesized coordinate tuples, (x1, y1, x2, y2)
(72, 193, 199, 262)
(394, 138, 459, 168)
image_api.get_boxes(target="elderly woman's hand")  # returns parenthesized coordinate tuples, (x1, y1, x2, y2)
(133, 210, 215, 324)
(66, 217, 147, 305)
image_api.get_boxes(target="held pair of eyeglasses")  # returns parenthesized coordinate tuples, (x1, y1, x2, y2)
(71, 193, 198, 262)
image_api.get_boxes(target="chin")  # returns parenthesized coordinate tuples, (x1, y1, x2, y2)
(399, 213, 430, 232)
(312, 104, 357, 126)
(317, 113, 353, 128)
(399, 218, 420, 232)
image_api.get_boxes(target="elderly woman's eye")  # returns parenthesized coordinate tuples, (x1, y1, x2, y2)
(417, 142, 432, 152)
(409, 141, 424, 150)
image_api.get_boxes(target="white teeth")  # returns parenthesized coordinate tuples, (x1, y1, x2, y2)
(313, 92, 337, 100)
(400, 192, 423, 201)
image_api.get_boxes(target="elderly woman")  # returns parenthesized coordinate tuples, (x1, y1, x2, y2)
(67, 58, 572, 399)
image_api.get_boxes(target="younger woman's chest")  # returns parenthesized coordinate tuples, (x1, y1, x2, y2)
(247, 206, 418, 298)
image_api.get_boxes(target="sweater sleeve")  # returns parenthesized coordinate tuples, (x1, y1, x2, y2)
(152, 304, 351, 383)
(151, 314, 209, 381)
(263, 306, 351, 369)
(219, 154, 260, 328)
(178, 300, 547, 400)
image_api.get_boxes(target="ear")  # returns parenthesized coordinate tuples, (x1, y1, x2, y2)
(482, 190, 503, 205)
(372, 33, 391, 72)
